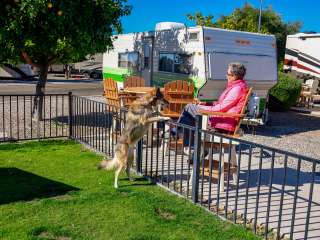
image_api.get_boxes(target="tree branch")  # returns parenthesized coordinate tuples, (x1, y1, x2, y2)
(48, 55, 57, 65)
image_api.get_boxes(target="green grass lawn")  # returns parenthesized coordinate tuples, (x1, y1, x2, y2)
(0, 140, 259, 240)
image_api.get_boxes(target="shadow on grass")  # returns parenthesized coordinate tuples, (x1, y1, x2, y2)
(0, 168, 79, 205)
(119, 177, 155, 188)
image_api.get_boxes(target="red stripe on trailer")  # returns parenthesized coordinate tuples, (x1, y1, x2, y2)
(284, 59, 320, 74)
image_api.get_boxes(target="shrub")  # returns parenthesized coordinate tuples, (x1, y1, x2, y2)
(268, 72, 302, 111)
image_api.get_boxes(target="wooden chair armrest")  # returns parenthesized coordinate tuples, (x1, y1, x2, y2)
(198, 109, 244, 118)
(160, 111, 180, 119)
(118, 91, 128, 96)
(166, 91, 194, 95)
(118, 93, 136, 100)
(165, 99, 196, 104)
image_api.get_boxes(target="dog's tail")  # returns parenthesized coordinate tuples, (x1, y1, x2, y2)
(97, 157, 117, 170)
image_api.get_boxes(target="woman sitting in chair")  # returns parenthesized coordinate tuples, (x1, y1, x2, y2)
(171, 62, 249, 144)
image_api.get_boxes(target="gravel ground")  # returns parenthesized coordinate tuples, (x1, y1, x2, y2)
(242, 111, 320, 160)
(242, 111, 320, 172)
(0, 95, 69, 140)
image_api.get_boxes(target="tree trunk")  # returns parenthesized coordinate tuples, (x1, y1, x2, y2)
(32, 64, 48, 121)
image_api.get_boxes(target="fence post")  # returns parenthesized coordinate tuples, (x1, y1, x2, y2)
(192, 115, 202, 203)
(136, 139, 143, 173)
(68, 92, 73, 139)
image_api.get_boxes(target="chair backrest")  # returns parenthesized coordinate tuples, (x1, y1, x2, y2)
(103, 78, 121, 108)
(305, 79, 319, 94)
(162, 80, 195, 118)
(124, 76, 145, 88)
(232, 87, 253, 136)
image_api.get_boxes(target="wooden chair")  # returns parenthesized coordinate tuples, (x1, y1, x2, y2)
(197, 87, 253, 192)
(161, 80, 196, 119)
(123, 76, 145, 106)
(124, 76, 145, 88)
(104, 77, 136, 108)
(161, 80, 196, 153)
(103, 78, 121, 109)
(299, 79, 319, 108)
(103, 78, 129, 136)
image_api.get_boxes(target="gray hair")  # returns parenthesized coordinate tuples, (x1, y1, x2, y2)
(228, 62, 246, 79)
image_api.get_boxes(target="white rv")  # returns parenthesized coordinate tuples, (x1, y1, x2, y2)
(103, 22, 277, 116)
(284, 33, 320, 80)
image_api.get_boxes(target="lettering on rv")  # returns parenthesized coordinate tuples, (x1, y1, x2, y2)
(235, 39, 251, 45)
(204, 36, 213, 43)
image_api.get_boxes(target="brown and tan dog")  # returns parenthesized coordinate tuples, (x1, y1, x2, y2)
(98, 88, 170, 188)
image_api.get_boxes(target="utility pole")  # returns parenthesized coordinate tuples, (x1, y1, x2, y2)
(258, 0, 263, 32)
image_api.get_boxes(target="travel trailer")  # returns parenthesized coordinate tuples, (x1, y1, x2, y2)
(103, 22, 278, 119)
(284, 33, 320, 80)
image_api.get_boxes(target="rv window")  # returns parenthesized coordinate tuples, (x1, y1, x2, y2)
(174, 54, 190, 74)
(159, 53, 174, 72)
(143, 45, 150, 68)
(118, 52, 139, 69)
(189, 32, 199, 41)
(159, 53, 190, 74)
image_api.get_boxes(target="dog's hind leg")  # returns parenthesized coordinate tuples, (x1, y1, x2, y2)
(126, 146, 134, 181)
(114, 164, 123, 188)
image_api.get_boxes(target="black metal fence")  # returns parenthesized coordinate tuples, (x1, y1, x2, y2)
(1, 93, 319, 240)
(0, 94, 70, 142)
(69, 95, 127, 155)
(69, 95, 320, 240)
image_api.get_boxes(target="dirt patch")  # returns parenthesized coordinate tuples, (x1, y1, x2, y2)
(120, 191, 129, 197)
(49, 194, 74, 201)
(35, 231, 71, 240)
(155, 207, 176, 220)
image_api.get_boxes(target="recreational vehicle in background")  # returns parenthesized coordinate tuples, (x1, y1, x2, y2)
(0, 63, 37, 80)
(47, 54, 103, 79)
(284, 33, 320, 81)
(103, 22, 278, 119)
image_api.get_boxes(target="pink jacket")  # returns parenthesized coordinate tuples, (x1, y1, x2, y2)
(199, 79, 248, 133)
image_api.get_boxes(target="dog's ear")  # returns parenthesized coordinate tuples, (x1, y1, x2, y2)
(155, 87, 164, 99)
(138, 93, 154, 105)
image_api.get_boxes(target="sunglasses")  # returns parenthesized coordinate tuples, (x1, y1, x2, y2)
(226, 72, 234, 77)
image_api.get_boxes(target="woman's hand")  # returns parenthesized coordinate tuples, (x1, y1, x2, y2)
(194, 98, 201, 104)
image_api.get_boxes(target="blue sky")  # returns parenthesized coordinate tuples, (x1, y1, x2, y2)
(121, 0, 319, 33)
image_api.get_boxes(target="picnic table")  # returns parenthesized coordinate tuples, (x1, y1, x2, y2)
(122, 87, 157, 95)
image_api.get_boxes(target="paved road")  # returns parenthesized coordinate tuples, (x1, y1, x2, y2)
(0, 77, 104, 96)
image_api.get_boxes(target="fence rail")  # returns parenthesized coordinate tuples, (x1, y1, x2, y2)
(1, 93, 319, 240)
(0, 93, 69, 142)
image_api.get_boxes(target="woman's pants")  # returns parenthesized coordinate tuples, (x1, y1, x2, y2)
(174, 104, 201, 146)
